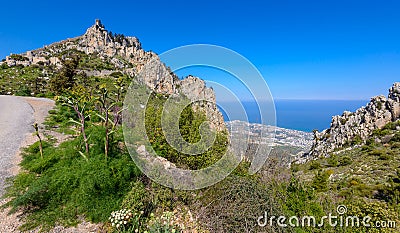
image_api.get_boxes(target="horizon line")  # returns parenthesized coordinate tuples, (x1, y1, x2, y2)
(217, 98, 370, 102)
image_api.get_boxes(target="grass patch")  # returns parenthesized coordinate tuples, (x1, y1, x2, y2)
(5, 126, 141, 230)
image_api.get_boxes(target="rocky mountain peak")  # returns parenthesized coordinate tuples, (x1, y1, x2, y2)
(87, 19, 106, 32)
(83, 19, 107, 40)
(78, 20, 144, 63)
(310, 82, 400, 157)
(3, 19, 226, 132)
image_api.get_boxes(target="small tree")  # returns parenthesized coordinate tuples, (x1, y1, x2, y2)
(32, 123, 43, 158)
(49, 55, 80, 94)
(61, 85, 92, 155)
(96, 84, 122, 160)
(113, 77, 125, 103)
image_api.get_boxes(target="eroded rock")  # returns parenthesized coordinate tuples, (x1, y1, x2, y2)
(310, 82, 400, 157)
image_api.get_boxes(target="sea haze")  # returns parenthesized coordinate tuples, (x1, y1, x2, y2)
(218, 100, 369, 132)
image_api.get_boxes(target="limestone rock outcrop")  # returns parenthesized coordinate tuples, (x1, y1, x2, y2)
(178, 76, 225, 131)
(136, 58, 178, 95)
(310, 82, 400, 157)
(136, 58, 225, 131)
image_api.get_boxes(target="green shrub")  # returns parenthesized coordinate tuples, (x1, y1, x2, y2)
(145, 93, 228, 170)
(366, 137, 377, 146)
(121, 181, 150, 213)
(361, 144, 373, 151)
(290, 163, 300, 172)
(283, 177, 323, 214)
(382, 120, 400, 130)
(327, 155, 339, 167)
(280, 178, 332, 232)
(373, 128, 392, 137)
(15, 85, 31, 96)
(379, 154, 392, 160)
(10, 54, 29, 61)
(346, 201, 399, 233)
(391, 142, 400, 149)
(369, 149, 385, 156)
(390, 132, 400, 143)
(338, 156, 352, 166)
(351, 135, 363, 145)
(309, 160, 322, 170)
(377, 101, 383, 109)
(311, 170, 330, 192)
(1, 62, 8, 69)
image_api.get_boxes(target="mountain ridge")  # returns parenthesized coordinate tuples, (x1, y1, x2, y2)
(309, 82, 400, 157)
(2, 19, 226, 131)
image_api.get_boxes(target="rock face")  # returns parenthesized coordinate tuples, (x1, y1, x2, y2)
(179, 76, 225, 131)
(310, 82, 400, 157)
(136, 58, 178, 95)
(135, 58, 225, 131)
(4, 19, 226, 131)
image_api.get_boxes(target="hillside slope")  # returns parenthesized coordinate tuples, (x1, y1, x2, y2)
(291, 83, 400, 232)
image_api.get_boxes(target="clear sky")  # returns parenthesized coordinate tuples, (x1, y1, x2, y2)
(1, 0, 399, 100)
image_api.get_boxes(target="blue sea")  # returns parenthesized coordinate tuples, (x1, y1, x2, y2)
(218, 100, 369, 132)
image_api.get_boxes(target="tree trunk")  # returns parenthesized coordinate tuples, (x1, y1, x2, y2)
(74, 105, 89, 155)
(105, 109, 109, 160)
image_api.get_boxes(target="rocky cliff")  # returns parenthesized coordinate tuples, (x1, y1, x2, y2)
(4, 19, 225, 131)
(310, 82, 400, 157)
(134, 58, 225, 130)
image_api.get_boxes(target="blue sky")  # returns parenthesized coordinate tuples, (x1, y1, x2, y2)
(1, 0, 399, 100)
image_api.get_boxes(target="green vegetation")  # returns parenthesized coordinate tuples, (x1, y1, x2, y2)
(144, 94, 228, 170)
(351, 135, 363, 145)
(309, 160, 321, 170)
(2, 51, 231, 232)
(9, 54, 29, 61)
(291, 120, 400, 232)
(49, 54, 80, 94)
(5, 127, 140, 230)
(32, 123, 44, 158)
(0, 49, 122, 97)
(78, 53, 115, 71)
(0, 64, 52, 96)
(311, 169, 331, 192)
(2, 48, 399, 232)
(2, 60, 140, 229)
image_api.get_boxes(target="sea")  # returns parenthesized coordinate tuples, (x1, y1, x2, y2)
(218, 100, 369, 132)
